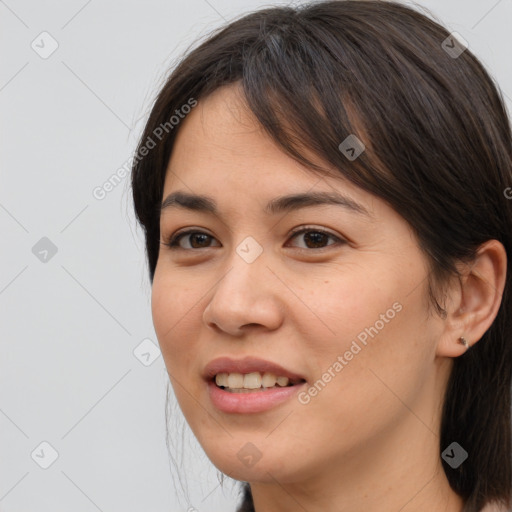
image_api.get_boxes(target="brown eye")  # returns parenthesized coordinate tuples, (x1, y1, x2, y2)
(162, 226, 345, 252)
(287, 227, 345, 250)
(165, 230, 220, 250)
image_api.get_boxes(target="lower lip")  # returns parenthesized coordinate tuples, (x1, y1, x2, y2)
(207, 381, 306, 414)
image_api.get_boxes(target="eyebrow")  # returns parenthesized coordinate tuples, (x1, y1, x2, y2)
(160, 190, 372, 218)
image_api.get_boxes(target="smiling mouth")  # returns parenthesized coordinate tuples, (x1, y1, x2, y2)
(214, 371, 306, 393)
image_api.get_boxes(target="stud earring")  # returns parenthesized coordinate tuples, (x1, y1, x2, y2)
(458, 336, 470, 349)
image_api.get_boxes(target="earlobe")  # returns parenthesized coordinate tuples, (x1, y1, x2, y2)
(436, 239, 507, 358)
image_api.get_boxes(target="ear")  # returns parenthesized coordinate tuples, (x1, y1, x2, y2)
(436, 239, 507, 357)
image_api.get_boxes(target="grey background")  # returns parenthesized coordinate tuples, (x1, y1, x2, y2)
(1, 0, 510, 511)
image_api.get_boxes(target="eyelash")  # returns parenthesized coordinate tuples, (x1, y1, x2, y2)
(161, 226, 346, 252)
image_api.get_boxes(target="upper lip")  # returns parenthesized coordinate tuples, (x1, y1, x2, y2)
(203, 356, 307, 384)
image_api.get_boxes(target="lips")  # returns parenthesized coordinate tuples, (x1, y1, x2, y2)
(204, 356, 308, 414)
(203, 356, 307, 384)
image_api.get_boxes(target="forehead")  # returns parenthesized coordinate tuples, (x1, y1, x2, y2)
(162, 85, 384, 224)
(167, 86, 348, 188)
(168, 85, 290, 173)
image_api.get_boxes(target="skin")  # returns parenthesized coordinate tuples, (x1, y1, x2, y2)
(151, 83, 507, 512)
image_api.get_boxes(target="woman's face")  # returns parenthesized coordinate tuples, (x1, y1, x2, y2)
(152, 84, 450, 484)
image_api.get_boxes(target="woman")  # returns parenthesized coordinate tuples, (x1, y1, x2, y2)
(131, 1, 512, 511)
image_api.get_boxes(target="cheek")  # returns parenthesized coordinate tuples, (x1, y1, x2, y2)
(294, 260, 431, 411)
(151, 274, 207, 424)
(292, 263, 406, 364)
(151, 271, 199, 374)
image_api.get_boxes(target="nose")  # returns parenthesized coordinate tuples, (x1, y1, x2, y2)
(202, 254, 284, 336)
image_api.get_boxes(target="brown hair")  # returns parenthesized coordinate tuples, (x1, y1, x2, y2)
(131, 1, 512, 510)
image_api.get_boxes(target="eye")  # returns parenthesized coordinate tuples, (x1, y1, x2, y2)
(161, 226, 346, 251)
(287, 226, 345, 250)
(162, 229, 220, 250)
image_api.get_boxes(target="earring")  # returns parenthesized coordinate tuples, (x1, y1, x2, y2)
(458, 336, 470, 349)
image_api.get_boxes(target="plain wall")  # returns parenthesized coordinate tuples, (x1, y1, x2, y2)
(1, 0, 511, 511)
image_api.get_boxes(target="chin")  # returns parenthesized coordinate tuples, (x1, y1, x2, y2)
(198, 436, 307, 484)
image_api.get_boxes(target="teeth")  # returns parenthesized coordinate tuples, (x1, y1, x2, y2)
(215, 372, 291, 390)
(227, 373, 244, 388)
(262, 373, 277, 387)
(244, 372, 262, 389)
(276, 376, 289, 387)
(215, 373, 228, 387)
